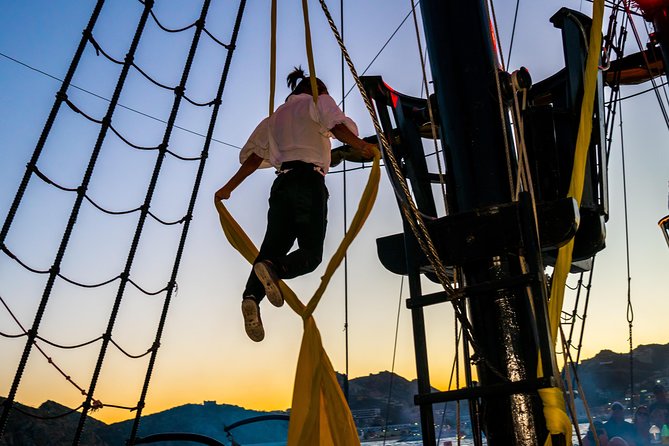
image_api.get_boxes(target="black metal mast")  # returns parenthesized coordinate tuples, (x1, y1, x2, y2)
(369, 0, 609, 444)
(418, 1, 553, 444)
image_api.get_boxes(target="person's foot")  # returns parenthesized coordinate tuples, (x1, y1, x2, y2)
(241, 298, 264, 342)
(254, 261, 284, 307)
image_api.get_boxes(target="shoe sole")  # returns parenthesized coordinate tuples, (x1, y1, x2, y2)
(242, 299, 264, 342)
(254, 262, 284, 307)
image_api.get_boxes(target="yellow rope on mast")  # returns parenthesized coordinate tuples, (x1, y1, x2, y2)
(539, 0, 604, 444)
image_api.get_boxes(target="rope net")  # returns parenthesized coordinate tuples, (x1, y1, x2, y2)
(0, 1, 246, 443)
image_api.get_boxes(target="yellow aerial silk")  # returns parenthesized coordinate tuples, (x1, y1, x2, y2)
(539, 0, 604, 444)
(215, 152, 379, 445)
(217, 1, 380, 443)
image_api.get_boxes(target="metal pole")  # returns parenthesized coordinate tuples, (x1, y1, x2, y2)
(418, 0, 549, 444)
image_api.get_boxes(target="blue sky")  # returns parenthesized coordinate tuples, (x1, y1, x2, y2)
(1, 0, 668, 423)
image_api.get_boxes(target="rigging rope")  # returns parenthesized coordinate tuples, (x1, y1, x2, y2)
(0, 52, 242, 150)
(566, 272, 585, 349)
(560, 325, 602, 445)
(622, 0, 669, 131)
(128, 1, 247, 441)
(575, 257, 597, 367)
(148, 10, 198, 33)
(321, 0, 508, 383)
(619, 102, 635, 406)
(0, 294, 139, 416)
(322, 2, 518, 391)
(409, 0, 448, 211)
(540, 1, 604, 444)
(507, 0, 521, 67)
(486, 0, 517, 195)
(70, 0, 181, 438)
(642, 19, 669, 105)
(556, 0, 628, 400)
(12, 403, 86, 421)
(603, 0, 628, 162)
(0, 293, 90, 398)
(339, 0, 351, 404)
(340, 2, 421, 103)
(612, 81, 669, 102)
(437, 320, 463, 445)
(559, 328, 585, 443)
(0, 0, 110, 436)
(26, 159, 195, 225)
(318, 0, 459, 301)
(381, 276, 404, 446)
(0, 1, 247, 444)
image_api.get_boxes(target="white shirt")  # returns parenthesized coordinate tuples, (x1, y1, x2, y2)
(239, 93, 358, 174)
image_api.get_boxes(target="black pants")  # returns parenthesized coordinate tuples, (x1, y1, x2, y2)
(244, 162, 328, 302)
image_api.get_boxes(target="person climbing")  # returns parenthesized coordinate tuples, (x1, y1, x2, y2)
(215, 66, 377, 342)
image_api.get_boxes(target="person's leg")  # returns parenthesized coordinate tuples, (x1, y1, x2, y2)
(241, 298, 264, 342)
(281, 170, 328, 279)
(243, 175, 296, 302)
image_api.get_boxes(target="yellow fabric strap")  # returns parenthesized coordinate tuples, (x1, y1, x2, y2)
(301, 0, 319, 103)
(269, 0, 277, 115)
(540, 1, 604, 444)
(215, 152, 380, 445)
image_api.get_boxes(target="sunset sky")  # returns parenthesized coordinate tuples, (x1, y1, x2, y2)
(1, 0, 668, 426)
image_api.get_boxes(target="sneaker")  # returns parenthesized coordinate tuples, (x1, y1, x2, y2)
(241, 298, 264, 342)
(254, 261, 284, 307)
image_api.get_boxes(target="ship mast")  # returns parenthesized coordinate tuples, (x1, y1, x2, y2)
(368, 0, 609, 443)
(418, 1, 558, 444)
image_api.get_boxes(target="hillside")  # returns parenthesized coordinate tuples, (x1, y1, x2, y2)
(0, 372, 422, 445)
(575, 343, 669, 406)
(0, 399, 108, 445)
(2, 342, 668, 444)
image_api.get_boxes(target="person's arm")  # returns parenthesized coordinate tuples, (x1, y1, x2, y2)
(215, 152, 264, 200)
(329, 123, 377, 160)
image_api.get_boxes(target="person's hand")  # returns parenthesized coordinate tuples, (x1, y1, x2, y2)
(358, 142, 378, 161)
(215, 185, 232, 201)
(331, 142, 378, 165)
(330, 147, 347, 167)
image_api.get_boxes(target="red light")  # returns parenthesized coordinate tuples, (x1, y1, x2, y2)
(489, 20, 498, 57)
(383, 81, 400, 108)
(390, 92, 399, 108)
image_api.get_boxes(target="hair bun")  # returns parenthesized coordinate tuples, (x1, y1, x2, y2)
(286, 66, 307, 91)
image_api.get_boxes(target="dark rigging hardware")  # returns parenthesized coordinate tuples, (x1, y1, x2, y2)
(660, 215, 669, 248)
(633, 0, 669, 250)
(634, 0, 669, 83)
(368, 1, 610, 445)
(524, 8, 610, 271)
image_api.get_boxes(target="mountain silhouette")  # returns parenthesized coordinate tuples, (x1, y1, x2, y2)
(2, 343, 668, 444)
